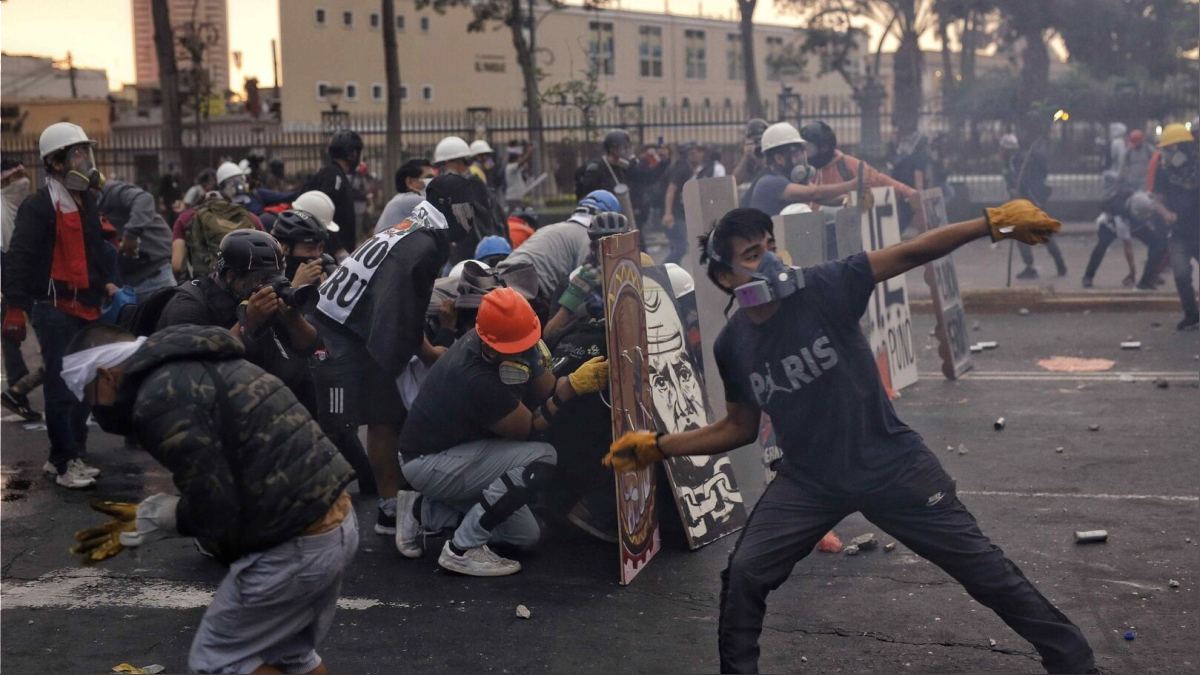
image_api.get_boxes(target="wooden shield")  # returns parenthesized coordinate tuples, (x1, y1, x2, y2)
(601, 231, 660, 585)
(643, 265, 746, 549)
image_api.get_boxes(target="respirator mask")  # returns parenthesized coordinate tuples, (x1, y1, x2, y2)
(732, 250, 804, 308)
(220, 176, 251, 205)
(62, 145, 104, 192)
(496, 340, 552, 386)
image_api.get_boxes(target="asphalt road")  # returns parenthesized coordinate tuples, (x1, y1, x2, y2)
(2, 309, 1197, 674)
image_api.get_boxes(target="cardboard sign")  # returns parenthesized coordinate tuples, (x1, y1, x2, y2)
(919, 188, 973, 379)
(601, 231, 660, 585)
(858, 187, 918, 392)
(643, 265, 746, 549)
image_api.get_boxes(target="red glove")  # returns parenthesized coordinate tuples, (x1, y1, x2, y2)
(2, 308, 27, 343)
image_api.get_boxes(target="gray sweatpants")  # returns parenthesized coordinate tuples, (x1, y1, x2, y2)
(402, 439, 556, 551)
(188, 511, 359, 674)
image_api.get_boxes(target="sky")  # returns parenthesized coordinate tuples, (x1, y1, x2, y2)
(0, 0, 913, 95)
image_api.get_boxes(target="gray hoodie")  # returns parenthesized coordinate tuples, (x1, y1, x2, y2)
(98, 181, 173, 284)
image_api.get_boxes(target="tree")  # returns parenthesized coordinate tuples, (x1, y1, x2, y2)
(540, 62, 608, 143)
(791, 0, 937, 135)
(1054, 0, 1199, 81)
(417, 0, 609, 185)
(997, 0, 1058, 136)
(382, 0, 403, 198)
(151, 0, 183, 171)
(737, 0, 765, 119)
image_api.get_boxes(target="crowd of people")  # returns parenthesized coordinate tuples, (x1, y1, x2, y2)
(1, 110, 1195, 673)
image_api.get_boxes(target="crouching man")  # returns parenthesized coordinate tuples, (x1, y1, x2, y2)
(62, 324, 356, 674)
(396, 287, 609, 576)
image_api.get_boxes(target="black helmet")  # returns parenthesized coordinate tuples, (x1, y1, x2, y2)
(603, 129, 632, 152)
(424, 173, 474, 242)
(799, 121, 837, 151)
(270, 209, 327, 245)
(745, 118, 769, 139)
(216, 230, 284, 274)
(328, 130, 364, 161)
(588, 211, 632, 240)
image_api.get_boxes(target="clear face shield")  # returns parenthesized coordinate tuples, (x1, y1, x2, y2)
(62, 144, 104, 192)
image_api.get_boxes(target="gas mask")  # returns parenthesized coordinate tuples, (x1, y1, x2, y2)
(496, 340, 552, 386)
(62, 145, 104, 192)
(1164, 146, 1191, 169)
(220, 176, 251, 205)
(90, 401, 135, 436)
(790, 162, 815, 185)
(733, 250, 805, 308)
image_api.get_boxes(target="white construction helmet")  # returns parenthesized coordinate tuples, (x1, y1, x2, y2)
(469, 139, 495, 156)
(760, 122, 803, 154)
(448, 258, 488, 281)
(779, 202, 813, 216)
(999, 133, 1020, 150)
(434, 136, 473, 164)
(216, 161, 246, 186)
(292, 190, 341, 233)
(664, 262, 695, 298)
(39, 122, 94, 159)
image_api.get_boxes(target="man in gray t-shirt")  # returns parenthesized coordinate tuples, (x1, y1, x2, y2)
(375, 159, 434, 234)
(495, 190, 620, 305)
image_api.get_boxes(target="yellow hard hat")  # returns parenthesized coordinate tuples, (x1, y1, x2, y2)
(1158, 123, 1194, 148)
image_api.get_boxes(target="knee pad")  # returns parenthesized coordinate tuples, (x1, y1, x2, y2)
(523, 460, 556, 492)
(479, 473, 532, 532)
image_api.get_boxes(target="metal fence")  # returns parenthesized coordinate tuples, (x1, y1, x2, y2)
(0, 96, 1173, 202)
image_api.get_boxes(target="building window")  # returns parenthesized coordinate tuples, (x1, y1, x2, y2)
(316, 80, 331, 101)
(371, 84, 384, 101)
(588, 21, 615, 76)
(342, 10, 353, 27)
(638, 26, 662, 78)
(681, 97, 691, 108)
(421, 85, 433, 102)
(726, 33, 743, 81)
(724, 97, 733, 108)
(766, 36, 783, 81)
(420, 16, 430, 32)
(396, 15, 405, 31)
(685, 29, 706, 80)
(659, 96, 668, 108)
(703, 97, 711, 108)
(370, 13, 380, 28)
(315, 8, 326, 24)
(400, 85, 408, 101)
(345, 82, 358, 101)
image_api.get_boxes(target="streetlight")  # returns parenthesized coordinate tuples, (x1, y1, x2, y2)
(321, 85, 349, 130)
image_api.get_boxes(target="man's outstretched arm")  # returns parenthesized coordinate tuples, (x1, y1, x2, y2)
(867, 199, 1062, 283)
(604, 401, 760, 471)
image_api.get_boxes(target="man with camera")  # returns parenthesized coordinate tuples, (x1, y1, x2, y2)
(157, 229, 318, 399)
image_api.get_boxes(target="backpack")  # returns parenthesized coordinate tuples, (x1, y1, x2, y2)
(186, 200, 257, 276)
(116, 282, 208, 337)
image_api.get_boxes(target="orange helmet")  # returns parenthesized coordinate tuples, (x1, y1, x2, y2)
(476, 287, 541, 354)
(507, 216, 534, 249)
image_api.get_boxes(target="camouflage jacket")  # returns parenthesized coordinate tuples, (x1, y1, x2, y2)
(117, 325, 354, 564)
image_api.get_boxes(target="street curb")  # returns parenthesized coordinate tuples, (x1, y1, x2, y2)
(910, 288, 1180, 314)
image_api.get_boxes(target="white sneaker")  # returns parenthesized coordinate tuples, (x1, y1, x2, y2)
(394, 490, 423, 559)
(42, 459, 101, 478)
(55, 463, 96, 489)
(437, 541, 521, 577)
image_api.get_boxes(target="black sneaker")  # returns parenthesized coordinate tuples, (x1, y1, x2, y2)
(1081, 276, 1094, 288)
(1055, 261, 1068, 277)
(375, 505, 397, 535)
(1016, 267, 1039, 280)
(1178, 315, 1199, 331)
(1, 389, 42, 422)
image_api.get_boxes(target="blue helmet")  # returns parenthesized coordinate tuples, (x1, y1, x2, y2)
(578, 189, 621, 215)
(474, 234, 513, 260)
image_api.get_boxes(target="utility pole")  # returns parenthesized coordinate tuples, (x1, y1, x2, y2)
(66, 51, 77, 99)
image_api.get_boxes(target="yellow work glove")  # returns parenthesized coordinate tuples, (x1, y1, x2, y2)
(603, 431, 666, 472)
(985, 199, 1062, 245)
(568, 356, 609, 395)
(71, 501, 137, 563)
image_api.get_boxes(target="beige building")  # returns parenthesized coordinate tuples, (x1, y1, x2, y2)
(278, 0, 857, 126)
(132, 0, 231, 93)
(0, 53, 112, 136)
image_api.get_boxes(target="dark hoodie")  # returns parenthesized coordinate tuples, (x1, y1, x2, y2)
(120, 325, 353, 564)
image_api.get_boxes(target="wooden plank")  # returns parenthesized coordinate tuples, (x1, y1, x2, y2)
(601, 230, 660, 585)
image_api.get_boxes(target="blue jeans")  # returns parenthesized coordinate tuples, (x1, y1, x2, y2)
(127, 262, 175, 302)
(30, 304, 92, 472)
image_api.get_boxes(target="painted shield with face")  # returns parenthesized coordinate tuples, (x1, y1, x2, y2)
(643, 265, 746, 549)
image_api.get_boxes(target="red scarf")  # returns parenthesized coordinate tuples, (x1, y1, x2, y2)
(46, 179, 98, 320)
